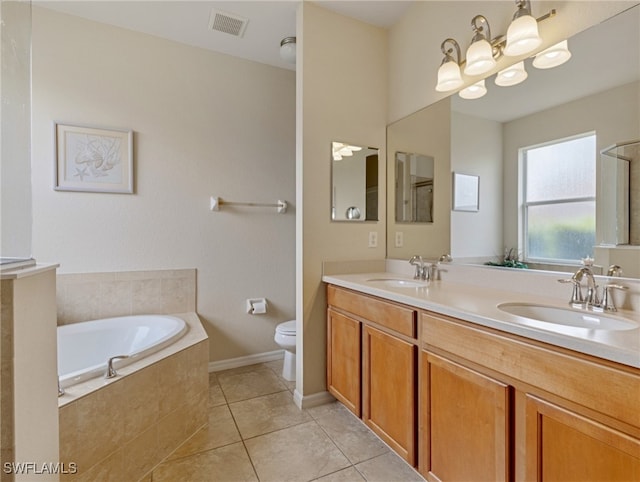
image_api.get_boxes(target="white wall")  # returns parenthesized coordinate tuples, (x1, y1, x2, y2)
(451, 111, 503, 260)
(297, 3, 387, 398)
(31, 7, 296, 363)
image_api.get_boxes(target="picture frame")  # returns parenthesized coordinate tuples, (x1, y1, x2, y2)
(452, 172, 479, 212)
(54, 123, 133, 193)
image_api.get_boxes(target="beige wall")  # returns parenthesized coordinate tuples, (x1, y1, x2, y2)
(386, 98, 451, 260)
(388, 1, 637, 123)
(31, 7, 295, 363)
(297, 3, 387, 398)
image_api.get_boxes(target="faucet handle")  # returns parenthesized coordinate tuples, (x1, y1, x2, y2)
(558, 278, 583, 305)
(607, 265, 623, 277)
(602, 284, 628, 312)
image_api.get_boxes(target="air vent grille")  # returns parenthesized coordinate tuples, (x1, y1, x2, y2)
(208, 9, 249, 38)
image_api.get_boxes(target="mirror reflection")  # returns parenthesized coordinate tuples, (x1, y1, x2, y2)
(386, 5, 640, 278)
(395, 152, 434, 223)
(331, 141, 379, 222)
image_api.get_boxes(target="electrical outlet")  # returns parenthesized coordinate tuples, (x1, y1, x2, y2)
(368, 231, 378, 248)
(395, 231, 404, 247)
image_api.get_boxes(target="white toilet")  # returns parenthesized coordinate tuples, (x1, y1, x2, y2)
(274, 320, 296, 381)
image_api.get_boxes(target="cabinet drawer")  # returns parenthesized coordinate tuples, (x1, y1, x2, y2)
(328, 285, 416, 338)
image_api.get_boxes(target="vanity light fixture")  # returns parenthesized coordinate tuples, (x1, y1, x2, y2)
(532, 39, 572, 69)
(434, 1, 567, 100)
(332, 142, 362, 161)
(495, 61, 528, 86)
(436, 39, 464, 92)
(503, 0, 543, 56)
(459, 80, 487, 99)
(280, 36, 296, 64)
(464, 15, 497, 76)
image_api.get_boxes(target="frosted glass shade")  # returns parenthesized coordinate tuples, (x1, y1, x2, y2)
(280, 37, 296, 64)
(504, 15, 542, 56)
(436, 60, 464, 92)
(495, 61, 528, 86)
(533, 40, 572, 69)
(459, 80, 487, 99)
(464, 39, 496, 76)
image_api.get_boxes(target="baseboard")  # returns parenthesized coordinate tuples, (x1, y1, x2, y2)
(208, 349, 284, 373)
(293, 389, 336, 410)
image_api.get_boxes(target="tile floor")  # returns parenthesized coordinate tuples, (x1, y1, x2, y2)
(149, 360, 425, 482)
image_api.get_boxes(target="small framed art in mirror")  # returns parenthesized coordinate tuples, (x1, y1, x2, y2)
(452, 172, 479, 212)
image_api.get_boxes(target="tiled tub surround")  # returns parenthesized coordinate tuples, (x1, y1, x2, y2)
(58, 312, 209, 481)
(323, 260, 640, 368)
(56, 269, 196, 325)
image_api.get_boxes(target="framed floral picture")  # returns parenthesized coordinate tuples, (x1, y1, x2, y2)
(54, 123, 133, 193)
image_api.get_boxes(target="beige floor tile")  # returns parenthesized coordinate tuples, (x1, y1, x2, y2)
(314, 407, 389, 464)
(230, 390, 311, 439)
(217, 366, 287, 403)
(355, 451, 425, 482)
(306, 400, 352, 420)
(263, 359, 296, 391)
(208, 375, 227, 407)
(152, 442, 257, 482)
(245, 421, 350, 482)
(167, 404, 241, 461)
(314, 466, 366, 482)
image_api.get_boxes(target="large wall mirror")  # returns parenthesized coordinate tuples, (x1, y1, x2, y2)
(331, 141, 379, 222)
(386, 5, 640, 278)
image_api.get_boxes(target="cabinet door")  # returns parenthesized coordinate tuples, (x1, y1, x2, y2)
(525, 395, 640, 481)
(421, 351, 512, 482)
(327, 308, 361, 416)
(363, 325, 417, 465)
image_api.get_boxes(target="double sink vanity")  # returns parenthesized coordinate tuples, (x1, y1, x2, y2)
(322, 261, 639, 481)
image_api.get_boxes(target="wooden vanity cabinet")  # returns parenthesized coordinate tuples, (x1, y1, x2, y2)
(420, 310, 640, 482)
(363, 324, 417, 463)
(421, 351, 512, 481)
(326, 285, 418, 465)
(327, 308, 361, 416)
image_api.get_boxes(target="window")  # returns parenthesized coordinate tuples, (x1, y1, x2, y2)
(522, 133, 596, 264)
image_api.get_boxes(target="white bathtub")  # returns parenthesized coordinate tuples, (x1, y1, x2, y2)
(57, 314, 188, 388)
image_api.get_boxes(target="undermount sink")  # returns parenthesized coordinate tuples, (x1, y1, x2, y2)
(367, 278, 428, 288)
(497, 302, 637, 331)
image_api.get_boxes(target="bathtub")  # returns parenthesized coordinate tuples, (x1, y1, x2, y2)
(57, 314, 188, 388)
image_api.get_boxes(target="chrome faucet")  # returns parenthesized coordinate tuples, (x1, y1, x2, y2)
(409, 255, 430, 281)
(559, 258, 628, 312)
(431, 254, 453, 280)
(58, 377, 65, 397)
(105, 355, 130, 379)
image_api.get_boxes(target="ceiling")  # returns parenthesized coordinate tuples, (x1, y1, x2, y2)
(35, 1, 414, 71)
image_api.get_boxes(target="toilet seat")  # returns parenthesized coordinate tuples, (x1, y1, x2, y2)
(276, 320, 296, 335)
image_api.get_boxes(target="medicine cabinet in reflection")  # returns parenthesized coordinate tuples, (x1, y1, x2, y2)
(395, 152, 435, 223)
(331, 141, 379, 221)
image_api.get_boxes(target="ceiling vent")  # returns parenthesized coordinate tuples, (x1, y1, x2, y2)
(208, 9, 249, 38)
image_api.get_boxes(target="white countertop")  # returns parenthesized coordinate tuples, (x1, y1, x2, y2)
(322, 271, 640, 369)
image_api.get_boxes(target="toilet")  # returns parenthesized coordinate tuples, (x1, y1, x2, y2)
(274, 320, 296, 381)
